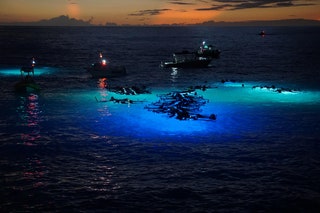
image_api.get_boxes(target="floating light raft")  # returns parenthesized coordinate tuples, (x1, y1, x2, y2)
(145, 89, 216, 121)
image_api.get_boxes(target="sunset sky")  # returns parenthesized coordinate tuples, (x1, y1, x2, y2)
(0, 0, 319, 25)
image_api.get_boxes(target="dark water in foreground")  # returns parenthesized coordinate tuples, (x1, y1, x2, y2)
(1, 26, 320, 212)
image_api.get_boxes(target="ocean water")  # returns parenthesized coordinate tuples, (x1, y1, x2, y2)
(1, 26, 320, 212)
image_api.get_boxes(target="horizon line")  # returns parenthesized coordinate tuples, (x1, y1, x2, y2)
(1, 16, 320, 27)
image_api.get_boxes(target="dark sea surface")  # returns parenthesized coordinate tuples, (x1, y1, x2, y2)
(1, 26, 320, 212)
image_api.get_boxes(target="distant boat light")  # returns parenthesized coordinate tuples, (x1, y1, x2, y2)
(31, 58, 36, 66)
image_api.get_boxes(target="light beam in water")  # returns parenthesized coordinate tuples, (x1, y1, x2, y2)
(0, 67, 55, 76)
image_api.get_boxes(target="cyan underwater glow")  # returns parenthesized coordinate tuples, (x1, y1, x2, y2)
(0, 67, 55, 76)
(65, 81, 320, 141)
(208, 82, 320, 104)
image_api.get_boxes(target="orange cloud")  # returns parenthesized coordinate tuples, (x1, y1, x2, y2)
(150, 5, 220, 25)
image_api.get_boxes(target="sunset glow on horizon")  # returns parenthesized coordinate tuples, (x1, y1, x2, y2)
(67, 2, 81, 19)
(150, 3, 221, 25)
(0, 0, 319, 25)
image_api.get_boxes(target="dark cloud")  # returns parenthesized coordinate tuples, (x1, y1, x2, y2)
(168, 0, 196, 5)
(277, 2, 294, 6)
(196, 4, 232, 11)
(196, 0, 317, 11)
(129, 9, 171, 16)
(68, 0, 78, 4)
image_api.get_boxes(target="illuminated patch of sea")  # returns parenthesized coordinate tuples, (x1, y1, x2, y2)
(39, 79, 320, 143)
(1, 65, 319, 144)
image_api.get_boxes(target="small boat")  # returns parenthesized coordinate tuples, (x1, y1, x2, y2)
(161, 51, 212, 68)
(87, 52, 126, 78)
(259, 30, 266, 36)
(15, 57, 40, 92)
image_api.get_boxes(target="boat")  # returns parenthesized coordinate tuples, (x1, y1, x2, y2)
(87, 52, 126, 78)
(259, 30, 266, 36)
(15, 57, 40, 93)
(196, 41, 221, 58)
(161, 51, 212, 68)
(161, 41, 219, 68)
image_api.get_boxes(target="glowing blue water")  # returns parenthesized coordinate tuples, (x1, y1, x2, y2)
(0, 66, 55, 76)
(65, 83, 320, 141)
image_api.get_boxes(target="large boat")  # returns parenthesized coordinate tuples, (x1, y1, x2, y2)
(87, 52, 126, 78)
(196, 41, 221, 58)
(161, 41, 219, 68)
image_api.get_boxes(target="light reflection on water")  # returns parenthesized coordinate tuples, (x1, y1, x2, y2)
(16, 93, 42, 146)
(22, 157, 46, 189)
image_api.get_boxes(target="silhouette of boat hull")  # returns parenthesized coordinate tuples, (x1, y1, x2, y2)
(87, 63, 126, 78)
(161, 59, 212, 68)
(14, 77, 40, 93)
(161, 51, 212, 68)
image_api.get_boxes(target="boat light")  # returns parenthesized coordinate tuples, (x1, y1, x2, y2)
(31, 57, 36, 67)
